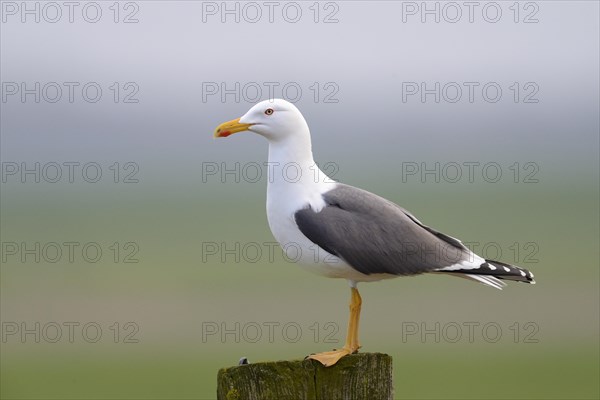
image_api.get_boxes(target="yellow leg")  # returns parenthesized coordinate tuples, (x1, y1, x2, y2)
(307, 287, 362, 367)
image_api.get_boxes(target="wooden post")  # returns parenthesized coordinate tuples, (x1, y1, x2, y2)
(217, 353, 393, 400)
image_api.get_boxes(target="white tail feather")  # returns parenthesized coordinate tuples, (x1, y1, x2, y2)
(445, 273, 507, 290)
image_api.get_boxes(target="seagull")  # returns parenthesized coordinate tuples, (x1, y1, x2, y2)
(213, 99, 535, 367)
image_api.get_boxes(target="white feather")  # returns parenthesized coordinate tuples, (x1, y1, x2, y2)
(446, 273, 507, 290)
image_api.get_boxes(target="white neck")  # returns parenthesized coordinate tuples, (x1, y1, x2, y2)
(266, 129, 336, 212)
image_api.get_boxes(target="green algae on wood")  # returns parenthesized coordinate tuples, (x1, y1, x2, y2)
(217, 353, 393, 400)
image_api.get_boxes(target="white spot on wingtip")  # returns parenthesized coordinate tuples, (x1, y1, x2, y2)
(488, 264, 496, 270)
(503, 266, 511, 272)
(520, 270, 527, 277)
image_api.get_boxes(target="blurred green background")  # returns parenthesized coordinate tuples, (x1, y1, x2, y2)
(1, 1, 599, 399)
(2, 176, 598, 399)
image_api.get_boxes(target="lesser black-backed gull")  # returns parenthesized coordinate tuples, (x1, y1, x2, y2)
(214, 99, 535, 367)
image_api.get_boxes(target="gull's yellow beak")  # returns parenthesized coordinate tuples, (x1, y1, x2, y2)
(213, 118, 253, 138)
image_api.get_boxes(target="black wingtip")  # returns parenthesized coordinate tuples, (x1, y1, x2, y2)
(481, 259, 536, 284)
(438, 260, 536, 285)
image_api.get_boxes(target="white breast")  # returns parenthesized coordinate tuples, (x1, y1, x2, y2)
(266, 161, 335, 267)
(265, 162, 391, 282)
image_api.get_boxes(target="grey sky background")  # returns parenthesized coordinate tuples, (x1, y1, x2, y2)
(1, 1, 598, 187)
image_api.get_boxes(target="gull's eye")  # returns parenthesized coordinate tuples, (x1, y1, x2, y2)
(265, 108, 274, 115)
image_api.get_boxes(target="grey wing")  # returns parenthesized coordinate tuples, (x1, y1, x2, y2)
(294, 184, 471, 276)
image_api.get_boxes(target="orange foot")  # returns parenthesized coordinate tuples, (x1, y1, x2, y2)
(307, 345, 360, 367)
(309, 287, 363, 367)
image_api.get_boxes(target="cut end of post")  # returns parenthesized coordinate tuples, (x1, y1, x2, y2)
(217, 352, 393, 400)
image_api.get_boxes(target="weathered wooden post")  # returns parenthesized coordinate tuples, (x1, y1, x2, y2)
(217, 353, 393, 400)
